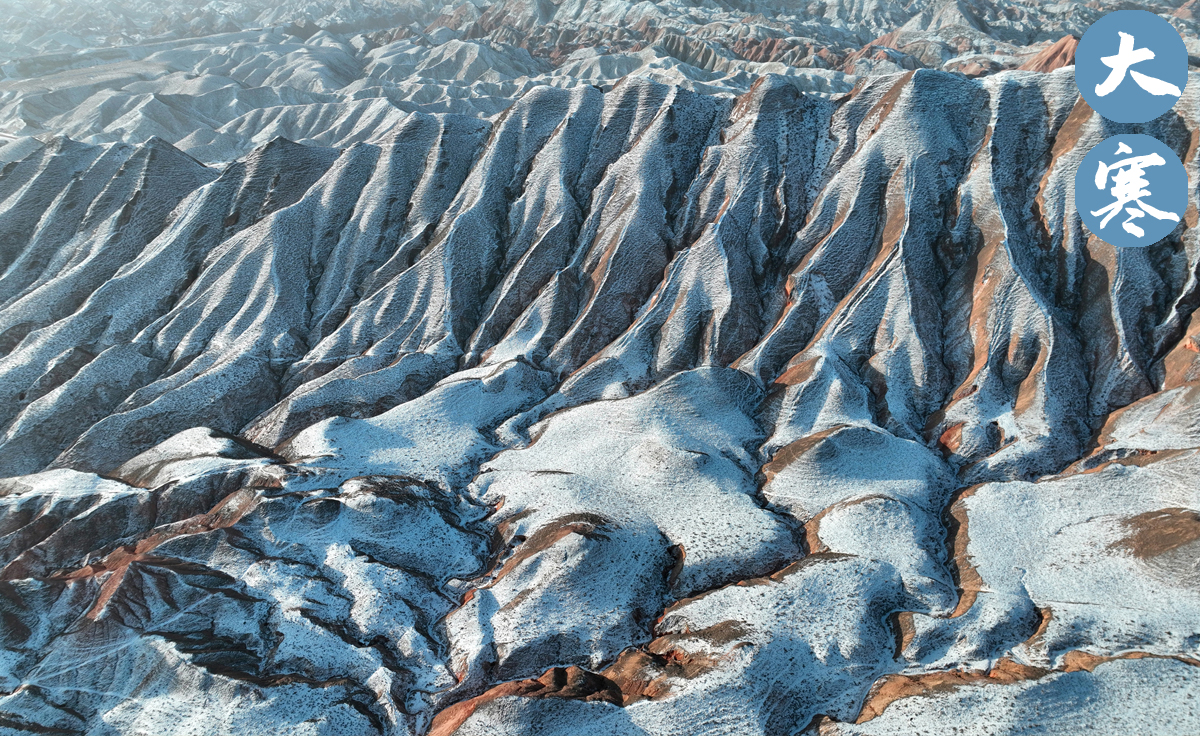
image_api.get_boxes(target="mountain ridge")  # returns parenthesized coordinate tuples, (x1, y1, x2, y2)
(0, 44, 1199, 736)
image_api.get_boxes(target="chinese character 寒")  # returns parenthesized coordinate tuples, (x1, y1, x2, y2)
(1090, 141, 1181, 238)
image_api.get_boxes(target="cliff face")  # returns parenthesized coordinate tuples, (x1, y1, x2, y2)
(1, 67, 1199, 735)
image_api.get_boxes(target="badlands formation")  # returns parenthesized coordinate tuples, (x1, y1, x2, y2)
(1, 0, 1200, 734)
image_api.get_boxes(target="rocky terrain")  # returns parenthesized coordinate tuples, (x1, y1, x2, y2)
(2, 0, 1198, 163)
(1, 0, 1200, 735)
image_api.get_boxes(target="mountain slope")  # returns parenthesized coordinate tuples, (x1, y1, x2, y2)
(0, 67, 1199, 735)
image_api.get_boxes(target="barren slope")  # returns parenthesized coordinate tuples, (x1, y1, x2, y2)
(0, 62, 1198, 735)
(3, 0, 1198, 164)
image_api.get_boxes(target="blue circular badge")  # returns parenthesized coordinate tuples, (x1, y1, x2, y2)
(1075, 134, 1188, 248)
(1075, 10, 1188, 123)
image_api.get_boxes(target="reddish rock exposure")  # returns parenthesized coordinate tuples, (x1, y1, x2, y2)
(429, 666, 623, 736)
(1017, 35, 1078, 72)
(1113, 508, 1200, 560)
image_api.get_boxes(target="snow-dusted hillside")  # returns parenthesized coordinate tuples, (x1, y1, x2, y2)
(1, 1, 1200, 735)
(1, 0, 1197, 162)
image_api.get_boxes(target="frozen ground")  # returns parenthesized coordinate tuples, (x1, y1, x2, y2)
(1, 1, 1199, 735)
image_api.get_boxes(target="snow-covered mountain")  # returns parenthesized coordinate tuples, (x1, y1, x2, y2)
(1, 1, 1199, 735)
(1, 0, 1196, 162)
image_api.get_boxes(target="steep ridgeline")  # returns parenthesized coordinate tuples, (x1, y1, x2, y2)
(1, 69, 1199, 736)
